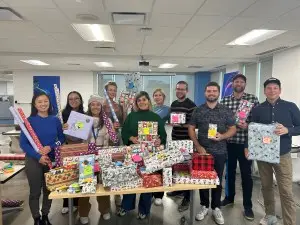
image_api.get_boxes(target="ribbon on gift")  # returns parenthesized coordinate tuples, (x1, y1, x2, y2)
(103, 88, 119, 123)
(102, 111, 119, 144)
(9, 107, 39, 153)
(17, 107, 43, 150)
(53, 84, 63, 124)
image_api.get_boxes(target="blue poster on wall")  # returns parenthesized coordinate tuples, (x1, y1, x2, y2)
(222, 71, 238, 98)
(33, 76, 60, 116)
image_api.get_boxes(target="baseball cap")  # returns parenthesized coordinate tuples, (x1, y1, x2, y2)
(263, 77, 281, 88)
(232, 74, 247, 82)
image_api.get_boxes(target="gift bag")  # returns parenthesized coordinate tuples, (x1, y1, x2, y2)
(192, 153, 214, 171)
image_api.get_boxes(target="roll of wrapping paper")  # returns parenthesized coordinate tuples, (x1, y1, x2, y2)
(53, 84, 63, 124)
(17, 107, 43, 150)
(9, 107, 39, 152)
(102, 111, 118, 143)
(103, 88, 119, 123)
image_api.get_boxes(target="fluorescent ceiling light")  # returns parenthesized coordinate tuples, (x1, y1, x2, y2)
(227, 29, 286, 46)
(72, 24, 115, 42)
(112, 13, 145, 25)
(94, 62, 113, 68)
(158, 63, 178, 69)
(20, 60, 49, 66)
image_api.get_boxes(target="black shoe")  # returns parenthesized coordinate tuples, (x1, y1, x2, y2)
(221, 198, 234, 207)
(41, 215, 52, 225)
(244, 208, 254, 221)
(167, 191, 183, 198)
(178, 198, 190, 212)
(34, 217, 42, 225)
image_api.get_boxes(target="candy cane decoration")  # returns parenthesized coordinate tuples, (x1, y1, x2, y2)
(103, 88, 119, 123)
(103, 111, 119, 144)
(17, 107, 43, 150)
(54, 84, 63, 124)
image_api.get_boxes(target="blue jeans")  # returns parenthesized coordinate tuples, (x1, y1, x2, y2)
(121, 193, 152, 215)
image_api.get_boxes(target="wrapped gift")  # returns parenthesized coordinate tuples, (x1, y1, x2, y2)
(190, 166, 218, 179)
(81, 177, 97, 194)
(168, 140, 193, 155)
(98, 146, 127, 166)
(192, 153, 214, 171)
(173, 171, 220, 185)
(235, 100, 254, 124)
(248, 123, 280, 163)
(163, 167, 172, 187)
(142, 173, 163, 188)
(138, 121, 158, 135)
(45, 168, 79, 191)
(170, 113, 186, 124)
(111, 152, 125, 162)
(102, 164, 139, 187)
(110, 178, 143, 191)
(172, 162, 189, 172)
(143, 148, 185, 173)
(78, 155, 95, 184)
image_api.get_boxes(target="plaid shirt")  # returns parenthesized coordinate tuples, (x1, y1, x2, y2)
(192, 153, 214, 171)
(220, 93, 259, 144)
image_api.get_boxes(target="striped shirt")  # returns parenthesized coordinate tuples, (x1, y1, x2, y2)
(170, 98, 196, 140)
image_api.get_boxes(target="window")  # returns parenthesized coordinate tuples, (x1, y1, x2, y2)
(143, 76, 171, 105)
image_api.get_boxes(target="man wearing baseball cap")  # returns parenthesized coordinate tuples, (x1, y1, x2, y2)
(220, 74, 259, 220)
(245, 77, 300, 225)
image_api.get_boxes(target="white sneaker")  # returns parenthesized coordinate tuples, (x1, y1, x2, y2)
(195, 206, 208, 221)
(212, 208, 224, 225)
(80, 217, 89, 224)
(61, 207, 69, 214)
(102, 213, 111, 220)
(154, 198, 163, 206)
(259, 215, 278, 225)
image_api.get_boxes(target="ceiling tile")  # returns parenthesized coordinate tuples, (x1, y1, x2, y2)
(150, 13, 191, 28)
(207, 46, 256, 58)
(185, 40, 222, 57)
(150, 26, 181, 38)
(62, 8, 110, 23)
(14, 8, 67, 21)
(34, 20, 74, 33)
(104, 0, 154, 12)
(0, 0, 7, 6)
(263, 17, 300, 31)
(197, 0, 256, 16)
(4, 0, 56, 8)
(240, 0, 300, 18)
(162, 37, 200, 56)
(0, 21, 46, 38)
(142, 37, 173, 55)
(53, 0, 105, 11)
(153, 0, 206, 14)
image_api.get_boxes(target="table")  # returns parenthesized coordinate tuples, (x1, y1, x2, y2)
(2, 130, 20, 136)
(49, 183, 216, 225)
(0, 165, 25, 225)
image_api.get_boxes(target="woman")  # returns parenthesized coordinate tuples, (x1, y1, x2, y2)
(117, 91, 167, 219)
(61, 91, 84, 214)
(77, 95, 112, 225)
(103, 81, 126, 206)
(152, 88, 170, 206)
(20, 93, 65, 225)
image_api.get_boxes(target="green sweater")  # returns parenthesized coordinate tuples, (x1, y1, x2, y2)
(121, 110, 167, 146)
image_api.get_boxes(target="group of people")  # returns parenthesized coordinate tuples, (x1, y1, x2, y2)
(19, 75, 300, 225)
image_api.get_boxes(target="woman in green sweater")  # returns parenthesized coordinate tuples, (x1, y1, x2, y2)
(117, 91, 167, 219)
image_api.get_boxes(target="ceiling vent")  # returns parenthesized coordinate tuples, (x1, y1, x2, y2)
(187, 65, 203, 69)
(112, 12, 146, 25)
(256, 46, 289, 56)
(67, 63, 80, 66)
(76, 14, 99, 21)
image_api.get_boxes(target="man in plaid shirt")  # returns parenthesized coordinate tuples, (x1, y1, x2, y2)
(220, 74, 259, 221)
(189, 82, 236, 225)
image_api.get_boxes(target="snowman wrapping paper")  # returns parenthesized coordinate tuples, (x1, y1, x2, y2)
(248, 123, 280, 163)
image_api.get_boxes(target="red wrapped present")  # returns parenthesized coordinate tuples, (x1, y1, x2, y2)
(190, 169, 218, 179)
(111, 153, 125, 162)
(142, 173, 163, 188)
(192, 153, 214, 171)
(172, 163, 189, 172)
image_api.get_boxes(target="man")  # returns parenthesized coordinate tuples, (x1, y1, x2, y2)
(189, 82, 236, 225)
(166, 81, 196, 212)
(220, 74, 259, 220)
(245, 78, 300, 225)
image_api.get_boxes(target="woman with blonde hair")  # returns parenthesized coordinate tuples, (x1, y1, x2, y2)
(153, 88, 169, 123)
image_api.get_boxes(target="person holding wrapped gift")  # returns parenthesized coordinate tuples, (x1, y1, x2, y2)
(188, 82, 236, 225)
(77, 94, 114, 224)
(117, 91, 167, 220)
(151, 88, 170, 206)
(245, 78, 300, 225)
(20, 93, 65, 225)
(60, 91, 85, 214)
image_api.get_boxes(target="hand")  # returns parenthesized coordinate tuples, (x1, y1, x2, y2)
(154, 138, 161, 147)
(244, 148, 249, 159)
(238, 121, 248, 129)
(210, 132, 225, 142)
(39, 155, 51, 166)
(113, 122, 120, 129)
(274, 124, 288, 136)
(39, 146, 51, 155)
(129, 136, 139, 144)
(196, 145, 206, 154)
(63, 123, 69, 130)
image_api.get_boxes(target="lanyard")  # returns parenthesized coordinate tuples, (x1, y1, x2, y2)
(92, 127, 100, 141)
